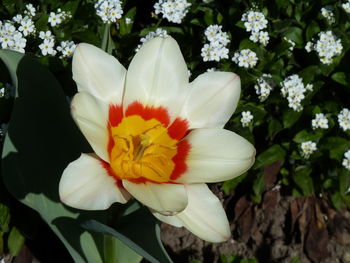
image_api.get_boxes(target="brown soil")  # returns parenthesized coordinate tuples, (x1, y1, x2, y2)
(161, 186, 350, 263)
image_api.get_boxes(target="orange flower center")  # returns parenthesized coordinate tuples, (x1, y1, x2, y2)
(109, 115, 178, 183)
(107, 102, 190, 184)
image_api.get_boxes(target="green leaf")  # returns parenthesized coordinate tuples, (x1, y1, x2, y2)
(251, 173, 265, 203)
(293, 130, 322, 143)
(283, 26, 303, 45)
(267, 118, 283, 139)
(331, 72, 350, 86)
(254, 145, 286, 169)
(0, 203, 10, 233)
(83, 207, 173, 263)
(292, 167, 314, 196)
(306, 21, 320, 41)
(221, 173, 247, 195)
(283, 109, 302, 128)
(8, 227, 25, 256)
(339, 170, 350, 195)
(322, 137, 350, 162)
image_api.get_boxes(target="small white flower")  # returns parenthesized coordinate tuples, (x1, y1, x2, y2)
(314, 31, 342, 64)
(232, 49, 258, 68)
(342, 150, 350, 170)
(39, 39, 56, 56)
(201, 25, 230, 62)
(24, 4, 36, 17)
(57, 40, 76, 58)
(136, 28, 168, 51)
(154, 0, 191, 24)
(311, 113, 329, 129)
(301, 141, 317, 159)
(338, 108, 350, 131)
(241, 111, 254, 127)
(125, 18, 132, 25)
(254, 74, 275, 101)
(280, 75, 310, 112)
(321, 6, 335, 23)
(284, 37, 295, 51)
(342, 2, 350, 13)
(305, 41, 313, 52)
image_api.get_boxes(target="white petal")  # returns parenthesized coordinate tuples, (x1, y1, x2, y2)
(122, 181, 188, 213)
(124, 37, 188, 120)
(72, 43, 126, 104)
(71, 92, 109, 162)
(176, 128, 255, 183)
(151, 210, 183, 228)
(174, 184, 230, 242)
(59, 153, 130, 210)
(181, 72, 240, 129)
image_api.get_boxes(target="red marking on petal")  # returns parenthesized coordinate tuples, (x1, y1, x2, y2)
(170, 139, 191, 180)
(99, 159, 123, 188)
(109, 104, 123, 127)
(125, 101, 170, 126)
(168, 118, 189, 140)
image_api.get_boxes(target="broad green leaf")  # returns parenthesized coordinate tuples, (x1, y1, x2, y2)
(83, 206, 173, 263)
(331, 72, 350, 86)
(283, 26, 303, 45)
(251, 173, 265, 203)
(254, 145, 286, 169)
(306, 21, 320, 41)
(267, 118, 283, 139)
(293, 130, 322, 143)
(322, 137, 350, 162)
(221, 173, 247, 195)
(283, 109, 302, 128)
(103, 235, 142, 263)
(292, 167, 314, 196)
(8, 227, 25, 256)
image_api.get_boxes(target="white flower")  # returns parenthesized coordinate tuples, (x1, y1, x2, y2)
(24, 4, 36, 17)
(342, 150, 350, 170)
(311, 113, 329, 129)
(39, 39, 56, 56)
(241, 111, 254, 127)
(314, 31, 342, 64)
(342, 2, 350, 13)
(18, 17, 35, 36)
(58, 37, 255, 243)
(125, 18, 132, 25)
(301, 141, 317, 159)
(254, 73, 275, 101)
(232, 49, 258, 68)
(48, 9, 71, 27)
(280, 75, 310, 112)
(321, 7, 335, 23)
(206, 67, 216, 72)
(95, 0, 123, 23)
(338, 108, 350, 131)
(39, 30, 54, 40)
(154, 0, 191, 24)
(305, 41, 313, 52)
(284, 37, 295, 51)
(57, 40, 76, 58)
(258, 31, 270, 46)
(201, 25, 230, 62)
(241, 11, 268, 32)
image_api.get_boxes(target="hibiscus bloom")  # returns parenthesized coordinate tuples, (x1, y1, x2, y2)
(59, 36, 255, 242)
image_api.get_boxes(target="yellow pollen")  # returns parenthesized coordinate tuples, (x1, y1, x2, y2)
(110, 115, 178, 183)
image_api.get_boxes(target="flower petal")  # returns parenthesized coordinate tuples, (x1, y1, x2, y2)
(151, 210, 183, 227)
(155, 184, 231, 243)
(176, 128, 255, 183)
(71, 92, 109, 161)
(181, 72, 240, 129)
(59, 153, 130, 210)
(122, 181, 188, 213)
(124, 37, 189, 120)
(72, 43, 126, 104)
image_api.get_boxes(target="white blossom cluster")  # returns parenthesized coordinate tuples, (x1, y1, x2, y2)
(94, 0, 123, 24)
(254, 73, 275, 102)
(241, 111, 254, 127)
(280, 74, 312, 112)
(306, 31, 343, 64)
(154, 0, 191, 24)
(241, 11, 269, 46)
(342, 1, 350, 13)
(342, 150, 350, 170)
(48, 8, 71, 27)
(284, 37, 295, 51)
(0, 4, 37, 53)
(201, 25, 230, 62)
(232, 49, 258, 68)
(338, 108, 350, 131)
(301, 141, 317, 159)
(57, 41, 76, 58)
(39, 30, 56, 56)
(136, 28, 168, 51)
(321, 7, 335, 23)
(311, 113, 329, 129)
